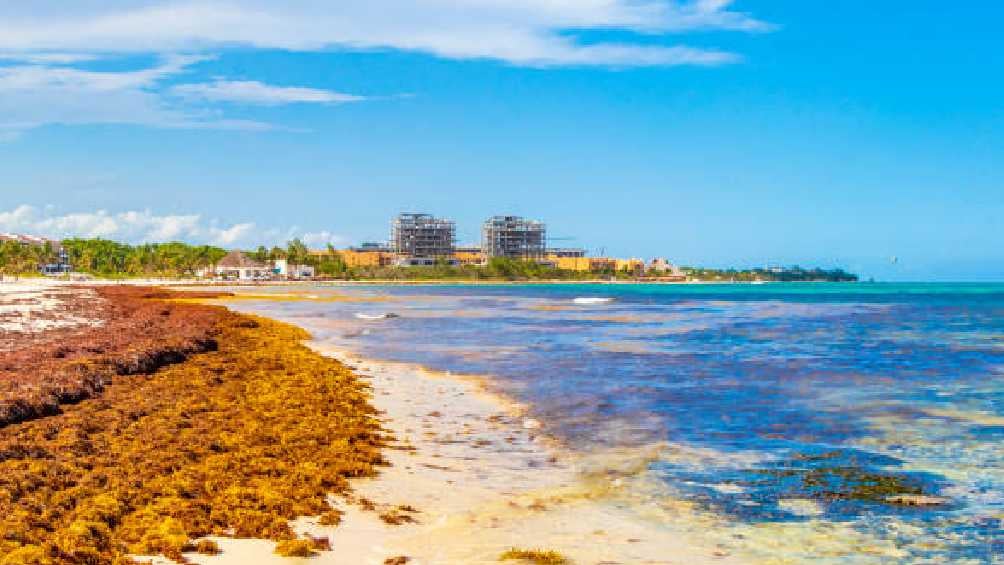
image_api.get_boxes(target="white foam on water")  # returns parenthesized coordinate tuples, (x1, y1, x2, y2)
(572, 296, 615, 305)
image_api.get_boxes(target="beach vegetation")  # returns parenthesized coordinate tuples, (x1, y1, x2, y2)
(680, 266, 858, 282)
(58, 238, 228, 278)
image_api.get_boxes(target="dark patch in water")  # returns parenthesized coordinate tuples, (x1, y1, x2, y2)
(659, 448, 953, 522)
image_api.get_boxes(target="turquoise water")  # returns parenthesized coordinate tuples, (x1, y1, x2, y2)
(231, 283, 1004, 562)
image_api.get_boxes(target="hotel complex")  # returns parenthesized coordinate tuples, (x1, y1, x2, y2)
(309, 212, 681, 278)
(4, 212, 684, 280)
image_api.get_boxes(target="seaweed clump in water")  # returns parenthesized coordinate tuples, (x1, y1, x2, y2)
(752, 450, 941, 508)
(0, 307, 386, 563)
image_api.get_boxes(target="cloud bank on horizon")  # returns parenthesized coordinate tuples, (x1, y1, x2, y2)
(0, 1, 770, 137)
(0, 205, 343, 249)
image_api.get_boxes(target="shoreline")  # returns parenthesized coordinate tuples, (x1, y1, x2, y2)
(2, 282, 739, 564)
(186, 340, 743, 565)
(8, 276, 862, 288)
(191, 286, 748, 564)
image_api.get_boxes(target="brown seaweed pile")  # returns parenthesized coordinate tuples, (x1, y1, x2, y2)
(0, 304, 385, 563)
(0, 287, 231, 427)
(499, 548, 568, 564)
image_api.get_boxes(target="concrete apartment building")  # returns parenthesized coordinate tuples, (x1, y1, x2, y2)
(390, 213, 456, 262)
(481, 216, 546, 260)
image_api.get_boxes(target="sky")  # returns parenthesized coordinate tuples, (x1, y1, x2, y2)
(0, 1, 1001, 281)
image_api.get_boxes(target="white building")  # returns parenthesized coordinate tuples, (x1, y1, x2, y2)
(647, 258, 683, 275)
(203, 250, 272, 281)
(273, 259, 315, 279)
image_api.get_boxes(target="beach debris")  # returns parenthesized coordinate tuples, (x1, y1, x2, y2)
(384, 557, 411, 565)
(318, 509, 344, 526)
(572, 297, 614, 305)
(499, 547, 569, 564)
(306, 534, 332, 551)
(188, 539, 222, 555)
(379, 508, 418, 525)
(275, 538, 319, 557)
(523, 418, 542, 430)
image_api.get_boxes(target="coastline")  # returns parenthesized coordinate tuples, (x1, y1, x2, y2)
(186, 341, 743, 565)
(13, 276, 830, 288)
(195, 287, 748, 564)
(1, 282, 738, 564)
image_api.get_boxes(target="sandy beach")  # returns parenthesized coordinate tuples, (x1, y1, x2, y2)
(176, 336, 743, 565)
(1, 282, 738, 564)
(0, 279, 100, 338)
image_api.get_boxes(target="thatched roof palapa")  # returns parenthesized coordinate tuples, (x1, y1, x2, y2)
(216, 250, 268, 269)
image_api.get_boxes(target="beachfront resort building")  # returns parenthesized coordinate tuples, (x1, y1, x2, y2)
(199, 251, 317, 281)
(0, 233, 72, 274)
(390, 213, 456, 260)
(204, 250, 272, 281)
(481, 216, 546, 260)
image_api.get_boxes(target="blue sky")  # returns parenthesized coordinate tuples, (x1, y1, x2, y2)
(0, 1, 1001, 281)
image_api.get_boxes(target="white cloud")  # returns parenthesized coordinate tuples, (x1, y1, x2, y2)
(207, 222, 256, 246)
(0, 1, 769, 67)
(172, 80, 365, 105)
(0, 52, 98, 64)
(301, 231, 345, 247)
(0, 2, 770, 137)
(0, 205, 340, 248)
(0, 54, 274, 132)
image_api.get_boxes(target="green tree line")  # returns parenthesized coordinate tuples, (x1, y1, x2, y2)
(1, 236, 858, 282)
(60, 239, 229, 278)
(681, 266, 858, 282)
(0, 240, 60, 279)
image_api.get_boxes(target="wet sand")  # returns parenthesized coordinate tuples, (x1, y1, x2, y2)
(182, 339, 743, 564)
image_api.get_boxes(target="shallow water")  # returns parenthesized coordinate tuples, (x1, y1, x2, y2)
(227, 282, 1004, 563)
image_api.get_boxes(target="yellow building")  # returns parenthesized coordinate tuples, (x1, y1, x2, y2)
(616, 258, 645, 274)
(588, 258, 618, 271)
(342, 249, 396, 268)
(454, 250, 486, 266)
(554, 257, 591, 271)
(309, 249, 396, 268)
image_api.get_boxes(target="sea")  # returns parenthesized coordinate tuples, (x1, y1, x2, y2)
(226, 282, 1004, 563)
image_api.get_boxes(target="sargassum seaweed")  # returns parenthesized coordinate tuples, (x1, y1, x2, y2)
(0, 303, 387, 563)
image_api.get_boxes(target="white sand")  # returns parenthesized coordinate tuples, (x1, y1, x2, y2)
(0, 279, 99, 335)
(180, 343, 746, 565)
